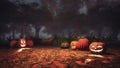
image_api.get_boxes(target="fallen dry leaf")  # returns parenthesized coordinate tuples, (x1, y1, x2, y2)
(101, 60, 110, 64)
(76, 61, 86, 65)
(85, 58, 96, 64)
(31, 64, 39, 68)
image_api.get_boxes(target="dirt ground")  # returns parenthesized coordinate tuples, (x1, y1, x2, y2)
(0, 46, 120, 68)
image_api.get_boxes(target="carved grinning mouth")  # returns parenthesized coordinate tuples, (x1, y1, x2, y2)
(20, 44, 26, 47)
(72, 45, 76, 48)
(90, 49, 103, 53)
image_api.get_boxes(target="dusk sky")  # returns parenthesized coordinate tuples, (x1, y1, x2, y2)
(0, 0, 120, 40)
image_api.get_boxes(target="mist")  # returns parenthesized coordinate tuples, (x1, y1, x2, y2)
(0, 0, 120, 40)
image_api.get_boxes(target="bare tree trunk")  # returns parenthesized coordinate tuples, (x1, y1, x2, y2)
(35, 26, 40, 38)
(12, 30, 15, 39)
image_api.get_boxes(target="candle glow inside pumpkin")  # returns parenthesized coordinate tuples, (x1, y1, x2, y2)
(19, 38, 26, 47)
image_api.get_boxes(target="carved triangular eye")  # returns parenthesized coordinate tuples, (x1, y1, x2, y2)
(92, 46, 95, 48)
(97, 46, 102, 48)
(21, 40, 23, 43)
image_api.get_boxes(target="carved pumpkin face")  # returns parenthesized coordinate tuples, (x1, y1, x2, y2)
(70, 41, 78, 49)
(89, 42, 105, 53)
(19, 38, 26, 47)
(77, 38, 89, 49)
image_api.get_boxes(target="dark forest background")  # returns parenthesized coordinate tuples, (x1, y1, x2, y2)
(0, 0, 120, 42)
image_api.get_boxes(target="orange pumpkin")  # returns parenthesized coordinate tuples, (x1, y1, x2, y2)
(27, 40, 34, 47)
(70, 41, 78, 49)
(19, 38, 26, 47)
(77, 38, 89, 49)
(89, 42, 105, 53)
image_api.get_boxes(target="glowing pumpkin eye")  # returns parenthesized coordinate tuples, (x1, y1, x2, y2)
(21, 40, 26, 43)
(98, 46, 102, 48)
(92, 46, 95, 48)
(21, 40, 23, 43)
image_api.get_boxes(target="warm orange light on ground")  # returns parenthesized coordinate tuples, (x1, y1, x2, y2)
(17, 48, 31, 52)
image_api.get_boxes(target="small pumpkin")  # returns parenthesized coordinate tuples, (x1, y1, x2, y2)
(77, 37, 89, 49)
(61, 42, 69, 48)
(19, 38, 26, 47)
(70, 41, 78, 49)
(10, 40, 18, 47)
(27, 40, 34, 47)
(89, 42, 105, 54)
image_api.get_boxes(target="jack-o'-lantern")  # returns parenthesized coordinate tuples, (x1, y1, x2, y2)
(70, 41, 78, 49)
(19, 38, 26, 47)
(27, 40, 34, 47)
(77, 37, 89, 49)
(89, 42, 105, 53)
(61, 42, 69, 48)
